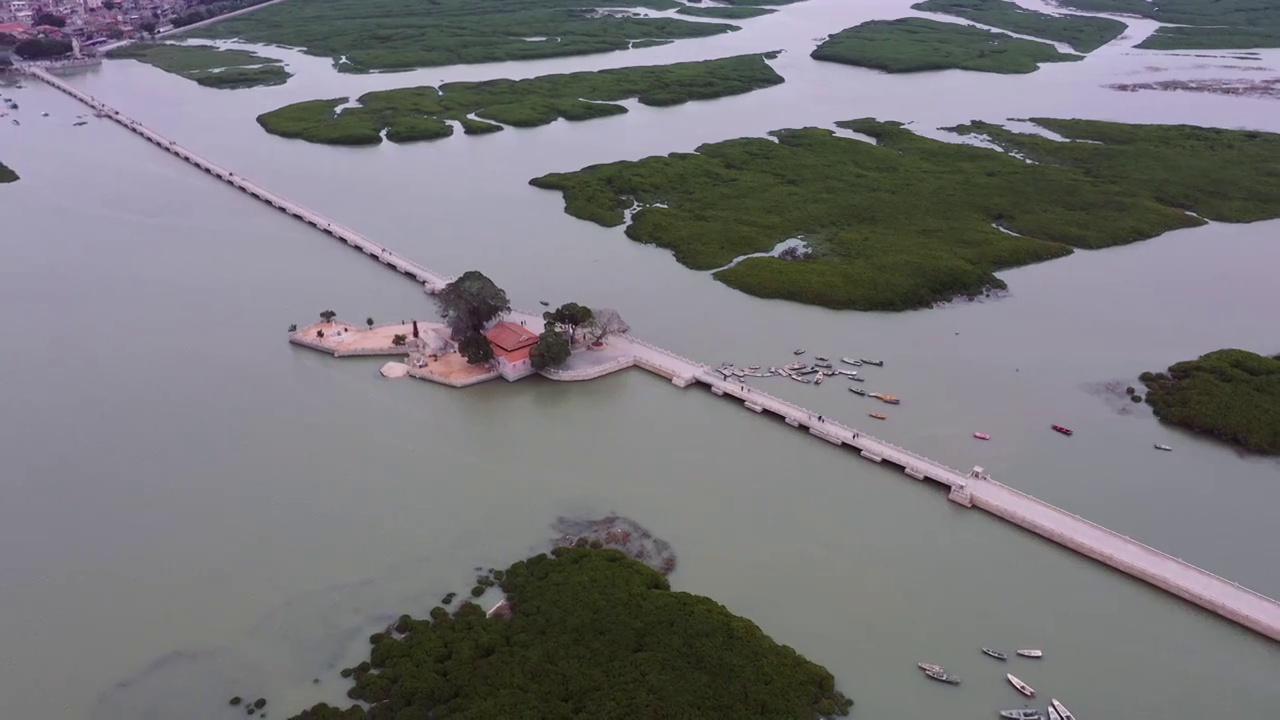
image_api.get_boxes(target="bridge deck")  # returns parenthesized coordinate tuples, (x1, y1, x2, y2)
(30, 66, 1280, 643)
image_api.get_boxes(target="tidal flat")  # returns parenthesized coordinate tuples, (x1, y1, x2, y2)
(106, 43, 291, 89)
(532, 118, 1280, 310)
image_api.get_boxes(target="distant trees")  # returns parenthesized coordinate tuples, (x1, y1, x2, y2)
(366, 317, 375, 328)
(1141, 349, 1280, 454)
(140, 20, 157, 35)
(0, 32, 18, 48)
(543, 302, 593, 339)
(530, 329, 572, 370)
(14, 37, 73, 59)
(391, 333, 408, 347)
(584, 308, 629, 344)
(434, 270, 510, 338)
(287, 323, 297, 332)
(458, 332, 495, 365)
(35, 13, 67, 28)
(102, 0, 118, 9)
(319, 309, 337, 322)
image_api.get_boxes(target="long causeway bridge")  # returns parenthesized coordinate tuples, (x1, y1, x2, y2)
(29, 67, 1280, 643)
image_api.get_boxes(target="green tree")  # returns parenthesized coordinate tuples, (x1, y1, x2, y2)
(530, 329, 572, 370)
(319, 309, 337, 323)
(35, 13, 67, 28)
(316, 329, 325, 339)
(102, 0, 118, 9)
(543, 302, 593, 339)
(140, 20, 157, 35)
(391, 333, 408, 346)
(287, 323, 298, 332)
(14, 37, 72, 59)
(365, 317, 374, 328)
(434, 270, 510, 337)
(458, 332, 495, 365)
(0, 32, 18, 48)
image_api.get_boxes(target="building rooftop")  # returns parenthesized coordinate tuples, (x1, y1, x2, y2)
(484, 321, 538, 354)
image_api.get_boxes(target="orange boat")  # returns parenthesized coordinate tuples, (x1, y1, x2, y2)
(869, 412, 887, 420)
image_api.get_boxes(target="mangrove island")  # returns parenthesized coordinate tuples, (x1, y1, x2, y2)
(0, 161, 16, 184)
(189, 0, 755, 72)
(531, 118, 1280, 310)
(1054, 0, 1280, 50)
(288, 546, 853, 719)
(911, 0, 1127, 53)
(107, 43, 291, 89)
(811, 18, 1081, 74)
(257, 54, 784, 145)
(1140, 349, 1280, 455)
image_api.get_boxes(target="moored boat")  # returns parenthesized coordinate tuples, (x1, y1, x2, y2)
(841, 357, 862, 366)
(974, 432, 991, 441)
(981, 647, 1007, 660)
(861, 358, 884, 366)
(1016, 649, 1043, 658)
(849, 375, 865, 382)
(815, 361, 833, 369)
(814, 374, 824, 385)
(849, 387, 866, 396)
(1050, 699, 1074, 720)
(1051, 424, 1073, 436)
(869, 412, 887, 420)
(1046, 706, 1062, 720)
(1154, 443, 1172, 451)
(924, 669, 961, 685)
(793, 348, 805, 355)
(1007, 673, 1035, 697)
(1000, 710, 1044, 720)
(917, 662, 944, 673)
(815, 355, 829, 362)
(748, 365, 760, 370)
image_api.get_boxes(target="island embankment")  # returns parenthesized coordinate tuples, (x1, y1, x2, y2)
(285, 545, 854, 720)
(189, 0, 744, 72)
(106, 43, 291, 89)
(256, 53, 783, 145)
(1140, 349, 1280, 455)
(531, 118, 1280, 311)
(811, 18, 1081, 74)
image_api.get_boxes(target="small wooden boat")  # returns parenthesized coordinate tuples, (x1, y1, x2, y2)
(793, 349, 805, 355)
(974, 432, 991, 441)
(1007, 673, 1035, 697)
(747, 365, 760, 370)
(1154, 443, 1172, 451)
(815, 355, 830, 362)
(869, 412, 887, 420)
(539, 300, 550, 306)
(924, 668, 960, 685)
(1016, 649, 1043, 658)
(1001, 710, 1044, 720)
(814, 374, 824, 385)
(849, 375, 865, 382)
(917, 662, 944, 673)
(1050, 699, 1074, 720)
(1051, 424, 1073, 437)
(841, 357, 862, 366)
(815, 361, 833, 369)
(1046, 706, 1062, 720)
(791, 375, 810, 383)
(840, 369, 858, 377)
(981, 647, 1007, 660)
(861, 358, 884, 367)
(849, 387, 866, 396)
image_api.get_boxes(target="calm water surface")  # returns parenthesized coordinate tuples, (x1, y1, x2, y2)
(1, 1, 1278, 717)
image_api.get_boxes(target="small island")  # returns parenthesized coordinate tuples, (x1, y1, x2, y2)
(1140, 349, 1280, 454)
(256, 54, 783, 145)
(190, 0, 745, 72)
(911, 0, 1127, 53)
(531, 118, 1280, 310)
(288, 546, 852, 719)
(107, 43, 291, 89)
(0, 161, 16, 183)
(811, 18, 1082, 74)
(1054, 0, 1280, 50)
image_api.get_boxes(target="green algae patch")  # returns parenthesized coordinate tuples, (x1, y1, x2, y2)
(531, 119, 1280, 311)
(106, 43, 290, 88)
(190, 0, 739, 73)
(288, 547, 853, 719)
(0, 161, 17, 183)
(911, 0, 1126, 53)
(256, 54, 784, 146)
(1141, 350, 1280, 454)
(811, 18, 1082, 74)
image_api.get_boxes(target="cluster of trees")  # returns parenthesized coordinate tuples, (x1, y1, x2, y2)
(1140, 349, 1280, 454)
(435, 271, 510, 365)
(172, 0, 276, 29)
(288, 546, 853, 720)
(34, 13, 67, 28)
(14, 37, 73, 59)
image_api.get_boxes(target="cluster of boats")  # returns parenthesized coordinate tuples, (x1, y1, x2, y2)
(719, 352, 899, 419)
(918, 648, 1075, 719)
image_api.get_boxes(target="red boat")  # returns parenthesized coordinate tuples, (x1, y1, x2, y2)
(974, 432, 991, 440)
(1051, 424, 1073, 436)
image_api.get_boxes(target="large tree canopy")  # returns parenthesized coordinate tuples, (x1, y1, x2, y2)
(530, 329, 572, 370)
(458, 332, 496, 366)
(15, 37, 72, 59)
(543, 302, 593, 336)
(435, 270, 510, 337)
(584, 308, 629, 343)
(289, 547, 853, 719)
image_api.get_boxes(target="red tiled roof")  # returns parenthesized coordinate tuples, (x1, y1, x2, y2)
(484, 321, 539, 353)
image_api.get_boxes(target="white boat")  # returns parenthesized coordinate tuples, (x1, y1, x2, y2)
(1154, 443, 1172, 451)
(841, 357, 862, 366)
(1007, 673, 1035, 697)
(1000, 711, 1044, 720)
(1047, 706, 1062, 720)
(1016, 649, 1043, 658)
(917, 662, 945, 673)
(1051, 699, 1075, 720)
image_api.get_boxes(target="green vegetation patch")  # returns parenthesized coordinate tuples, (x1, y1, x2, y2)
(676, 5, 775, 19)
(290, 547, 853, 719)
(1055, 0, 1280, 50)
(911, 0, 1126, 53)
(531, 118, 1280, 310)
(0, 161, 17, 183)
(257, 54, 783, 146)
(811, 18, 1082, 74)
(106, 43, 290, 88)
(1140, 349, 1280, 454)
(190, 0, 740, 72)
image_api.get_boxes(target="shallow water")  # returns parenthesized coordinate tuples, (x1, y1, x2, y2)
(2, 0, 1279, 717)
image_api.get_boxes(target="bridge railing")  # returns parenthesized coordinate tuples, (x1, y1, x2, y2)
(622, 336, 709, 371)
(541, 357, 635, 381)
(983, 479, 1280, 605)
